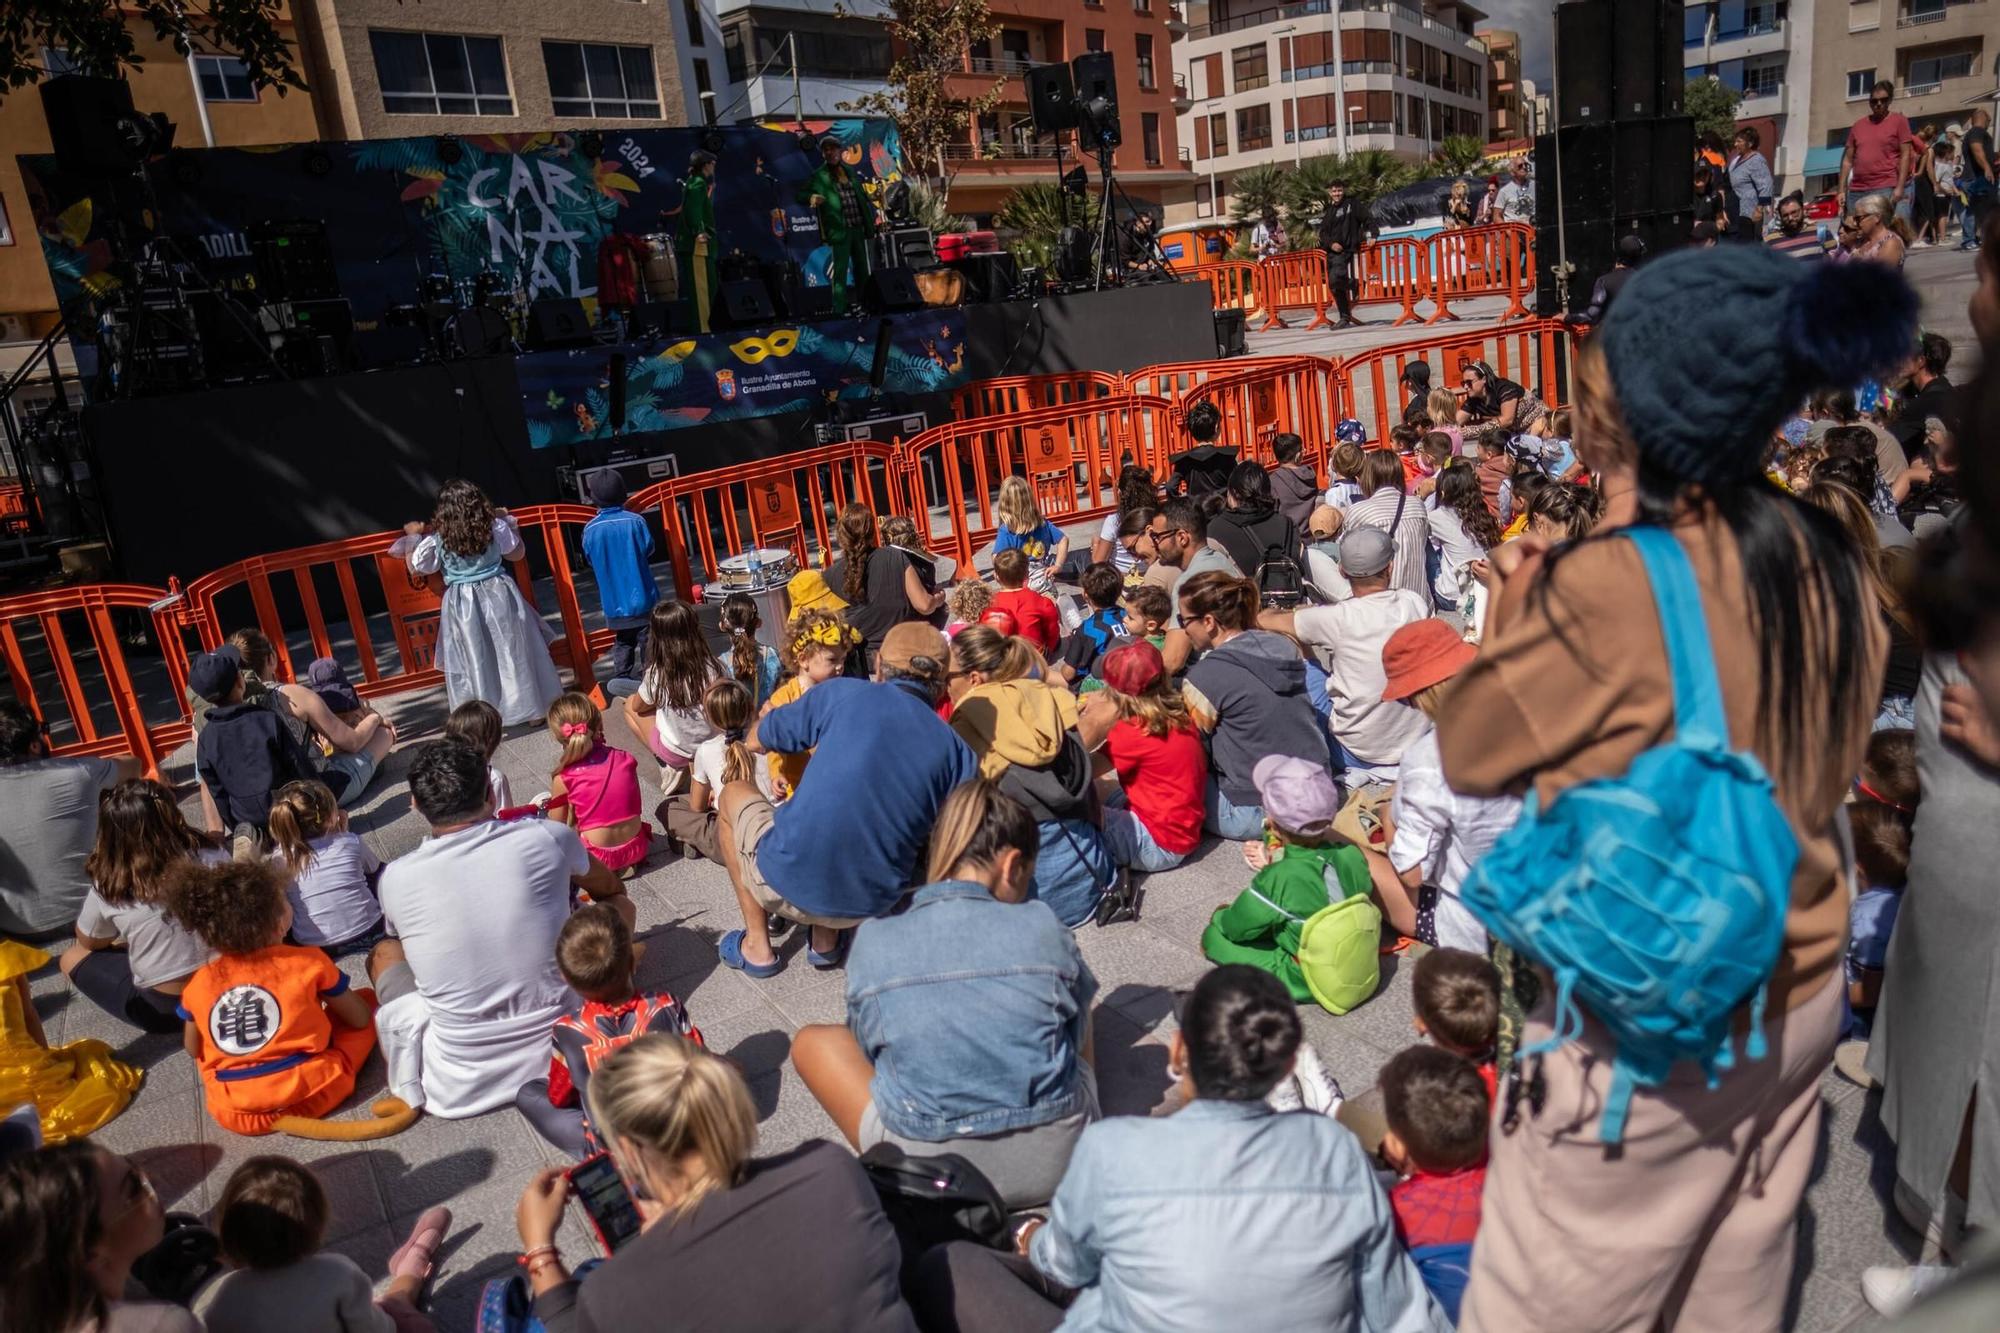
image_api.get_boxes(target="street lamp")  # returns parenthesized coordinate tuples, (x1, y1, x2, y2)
(1200, 94, 1223, 220)
(1276, 25, 1301, 165)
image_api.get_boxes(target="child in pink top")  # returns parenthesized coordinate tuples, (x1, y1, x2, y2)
(546, 693, 651, 874)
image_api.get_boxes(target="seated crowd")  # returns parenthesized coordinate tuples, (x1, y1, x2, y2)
(1, 239, 1995, 1333)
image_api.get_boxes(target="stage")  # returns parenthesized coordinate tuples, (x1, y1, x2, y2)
(83, 280, 1216, 587)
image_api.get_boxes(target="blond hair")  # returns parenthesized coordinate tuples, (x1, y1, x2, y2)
(585, 1034, 758, 1221)
(1426, 388, 1459, 425)
(1105, 677, 1193, 739)
(546, 692, 604, 778)
(950, 623, 1042, 683)
(1331, 442, 1366, 480)
(947, 580, 994, 626)
(924, 779, 1038, 884)
(782, 607, 859, 670)
(994, 475, 1043, 536)
(266, 779, 340, 874)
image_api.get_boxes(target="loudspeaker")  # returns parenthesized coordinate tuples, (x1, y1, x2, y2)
(1620, 208, 1691, 262)
(525, 298, 594, 349)
(629, 301, 679, 339)
(1612, 2, 1664, 119)
(1214, 308, 1248, 358)
(39, 76, 143, 177)
(716, 278, 776, 328)
(769, 262, 834, 320)
(1657, 2, 1686, 115)
(450, 304, 512, 357)
(948, 253, 1019, 304)
(1651, 115, 1695, 196)
(1532, 218, 1616, 318)
(1535, 125, 1616, 223)
(1070, 51, 1122, 148)
(1026, 63, 1080, 135)
(1612, 116, 1696, 219)
(865, 267, 925, 312)
(1554, 0, 1613, 126)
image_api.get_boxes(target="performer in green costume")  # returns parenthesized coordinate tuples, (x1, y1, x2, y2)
(676, 149, 719, 332)
(796, 136, 877, 313)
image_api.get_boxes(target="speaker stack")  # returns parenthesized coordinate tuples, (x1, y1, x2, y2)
(1535, 0, 1691, 317)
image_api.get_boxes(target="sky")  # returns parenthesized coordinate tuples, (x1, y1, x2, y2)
(1476, 0, 1555, 87)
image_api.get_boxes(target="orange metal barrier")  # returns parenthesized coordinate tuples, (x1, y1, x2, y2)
(1180, 356, 1342, 468)
(949, 371, 1122, 420)
(1353, 239, 1429, 326)
(631, 439, 905, 597)
(1119, 355, 1306, 403)
(0, 583, 191, 776)
(1341, 318, 1571, 443)
(1200, 261, 1262, 315)
(0, 479, 25, 523)
(1426, 223, 1535, 324)
(902, 396, 1183, 576)
(1253, 250, 1332, 332)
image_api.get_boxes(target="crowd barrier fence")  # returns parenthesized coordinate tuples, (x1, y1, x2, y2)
(1199, 261, 1263, 316)
(1248, 223, 1536, 331)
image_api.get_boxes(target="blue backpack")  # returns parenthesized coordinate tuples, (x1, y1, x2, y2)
(1458, 525, 1799, 1142)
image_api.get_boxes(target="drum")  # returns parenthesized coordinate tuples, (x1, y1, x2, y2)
(715, 547, 798, 592)
(641, 234, 680, 302)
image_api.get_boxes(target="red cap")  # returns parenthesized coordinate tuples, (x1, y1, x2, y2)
(1380, 618, 1475, 701)
(977, 608, 1019, 638)
(1100, 639, 1165, 696)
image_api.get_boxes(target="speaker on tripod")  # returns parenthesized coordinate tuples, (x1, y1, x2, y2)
(1070, 52, 1121, 149)
(1027, 63, 1080, 135)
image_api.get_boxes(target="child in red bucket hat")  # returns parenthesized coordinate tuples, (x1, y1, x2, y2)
(1080, 640, 1206, 874)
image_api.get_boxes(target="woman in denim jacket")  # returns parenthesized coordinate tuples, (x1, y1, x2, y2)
(909, 966, 1450, 1333)
(790, 781, 1099, 1209)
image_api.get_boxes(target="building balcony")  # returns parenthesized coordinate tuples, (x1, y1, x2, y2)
(968, 54, 1036, 77)
(1738, 85, 1784, 116)
(948, 140, 1063, 161)
(1172, 70, 1192, 108)
(1898, 0, 1985, 29)
(1686, 18, 1787, 62)
(1187, 0, 1485, 49)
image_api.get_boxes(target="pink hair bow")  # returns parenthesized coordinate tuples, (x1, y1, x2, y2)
(561, 722, 591, 737)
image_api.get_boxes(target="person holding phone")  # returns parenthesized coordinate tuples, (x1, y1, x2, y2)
(516, 1034, 918, 1332)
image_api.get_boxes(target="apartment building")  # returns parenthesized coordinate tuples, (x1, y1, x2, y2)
(712, 0, 894, 124)
(933, 0, 1195, 221)
(1479, 27, 1527, 145)
(1805, 0, 1993, 190)
(290, 0, 687, 139)
(1172, 0, 1488, 221)
(1682, 1, 1813, 194)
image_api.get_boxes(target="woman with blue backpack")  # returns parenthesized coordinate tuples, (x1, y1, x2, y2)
(1434, 245, 1910, 1332)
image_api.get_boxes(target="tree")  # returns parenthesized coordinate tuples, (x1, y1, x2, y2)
(1282, 149, 1420, 217)
(1, 0, 302, 96)
(1684, 76, 1744, 144)
(995, 181, 1098, 269)
(901, 178, 971, 235)
(1226, 165, 1290, 224)
(841, 0, 1002, 187)
(1431, 134, 1486, 178)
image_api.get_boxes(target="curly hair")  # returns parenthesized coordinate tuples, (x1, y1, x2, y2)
(835, 503, 877, 605)
(945, 581, 994, 628)
(165, 855, 290, 955)
(782, 607, 859, 669)
(432, 479, 497, 560)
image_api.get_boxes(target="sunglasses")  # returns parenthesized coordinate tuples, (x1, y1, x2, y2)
(1869, 97, 1890, 106)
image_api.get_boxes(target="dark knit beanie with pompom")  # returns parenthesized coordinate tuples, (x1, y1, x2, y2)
(1598, 245, 1918, 488)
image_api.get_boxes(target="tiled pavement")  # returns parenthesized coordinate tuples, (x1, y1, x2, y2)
(28, 681, 1919, 1331)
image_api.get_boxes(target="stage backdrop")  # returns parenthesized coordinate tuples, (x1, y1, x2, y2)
(19, 118, 907, 376)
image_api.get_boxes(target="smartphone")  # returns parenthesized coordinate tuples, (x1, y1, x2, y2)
(566, 1153, 642, 1255)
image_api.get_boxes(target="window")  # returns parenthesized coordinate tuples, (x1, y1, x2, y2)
(1134, 0, 1153, 11)
(742, 24, 892, 80)
(1143, 112, 1162, 164)
(723, 25, 746, 81)
(1907, 50, 1974, 88)
(1208, 111, 1228, 156)
(1232, 43, 1268, 93)
(194, 54, 256, 102)
(683, 0, 704, 45)
(1743, 63, 1782, 97)
(369, 32, 514, 116)
(1236, 103, 1272, 151)
(1849, 1, 1880, 32)
(1086, 29, 1105, 53)
(543, 41, 660, 118)
(1846, 68, 1877, 99)
(1136, 34, 1155, 90)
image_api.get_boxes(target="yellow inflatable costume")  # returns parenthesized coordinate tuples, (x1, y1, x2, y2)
(0, 940, 143, 1142)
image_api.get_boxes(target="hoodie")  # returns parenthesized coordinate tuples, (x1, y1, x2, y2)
(950, 679, 1079, 780)
(1271, 464, 1320, 532)
(1209, 502, 1298, 586)
(1184, 631, 1330, 806)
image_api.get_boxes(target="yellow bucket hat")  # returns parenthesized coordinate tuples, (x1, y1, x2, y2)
(787, 568, 848, 614)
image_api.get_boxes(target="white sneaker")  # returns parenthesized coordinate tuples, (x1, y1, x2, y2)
(658, 764, 687, 797)
(1862, 1263, 1955, 1316)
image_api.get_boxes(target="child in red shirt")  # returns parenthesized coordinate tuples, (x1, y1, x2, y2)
(516, 903, 702, 1157)
(987, 548, 1061, 656)
(169, 859, 393, 1138)
(1412, 947, 1500, 1100)
(1380, 1045, 1488, 1322)
(1082, 640, 1206, 873)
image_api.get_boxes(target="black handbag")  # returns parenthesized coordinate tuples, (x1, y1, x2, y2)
(861, 1143, 1012, 1265)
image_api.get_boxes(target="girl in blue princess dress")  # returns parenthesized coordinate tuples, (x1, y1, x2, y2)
(405, 479, 562, 726)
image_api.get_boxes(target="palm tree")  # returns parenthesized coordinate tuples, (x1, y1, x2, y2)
(1282, 149, 1421, 218)
(902, 178, 970, 235)
(995, 182, 1099, 268)
(1227, 164, 1290, 225)
(1431, 134, 1486, 179)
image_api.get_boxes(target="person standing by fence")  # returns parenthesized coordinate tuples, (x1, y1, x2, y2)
(1317, 180, 1375, 329)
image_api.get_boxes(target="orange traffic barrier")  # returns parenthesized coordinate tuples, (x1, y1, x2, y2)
(631, 439, 904, 596)
(902, 396, 1183, 576)
(1342, 318, 1571, 443)
(1200, 261, 1262, 316)
(949, 371, 1122, 420)
(1119, 355, 1306, 403)
(1427, 222, 1535, 324)
(1180, 356, 1342, 468)
(1353, 238, 1429, 326)
(1253, 250, 1332, 332)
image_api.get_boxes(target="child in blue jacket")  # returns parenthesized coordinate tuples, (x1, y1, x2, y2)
(579, 470, 658, 693)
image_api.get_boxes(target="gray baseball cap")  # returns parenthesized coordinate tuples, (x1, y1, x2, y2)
(1339, 526, 1396, 578)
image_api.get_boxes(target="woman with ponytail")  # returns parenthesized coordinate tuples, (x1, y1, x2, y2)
(1437, 247, 1905, 1331)
(659, 678, 762, 863)
(790, 780, 1100, 1209)
(1178, 571, 1329, 838)
(909, 964, 1441, 1332)
(546, 693, 651, 875)
(716, 592, 781, 709)
(828, 504, 945, 674)
(516, 1033, 917, 1331)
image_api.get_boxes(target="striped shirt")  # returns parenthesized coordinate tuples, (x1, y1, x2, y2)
(1767, 229, 1828, 263)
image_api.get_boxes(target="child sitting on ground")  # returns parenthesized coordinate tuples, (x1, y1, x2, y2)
(623, 599, 722, 797)
(945, 580, 995, 638)
(514, 904, 702, 1158)
(1475, 429, 1517, 526)
(1083, 641, 1205, 875)
(443, 699, 512, 812)
(1414, 432, 1455, 498)
(1846, 728, 1918, 1026)
(302, 658, 366, 731)
(988, 548, 1061, 657)
(1412, 947, 1501, 1099)
(1524, 478, 1605, 545)
(762, 608, 860, 800)
(195, 1155, 446, 1333)
(1119, 583, 1171, 655)
(1325, 441, 1367, 511)
(267, 780, 384, 955)
(1379, 1045, 1490, 1324)
(1200, 755, 1375, 1005)
(0, 937, 142, 1143)
(1500, 471, 1550, 540)
(168, 858, 413, 1139)
(661, 678, 760, 862)
(546, 692, 651, 875)
(719, 591, 782, 709)
(189, 647, 320, 835)
(992, 474, 1069, 593)
(1058, 562, 1127, 692)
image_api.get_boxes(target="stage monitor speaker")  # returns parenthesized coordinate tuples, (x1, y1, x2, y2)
(1535, 124, 1616, 224)
(715, 278, 777, 329)
(866, 267, 925, 312)
(451, 305, 511, 357)
(39, 76, 143, 177)
(949, 253, 1018, 304)
(525, 298, 594, 349)
(1612, 0, 1664, 119)
(1554, 0, 1614, 126)
(1070, 52, 1122, 148)
(771, 262, 834, 320)
(1214, 308, 1248, 359)
(1027, 63, 1080, 134)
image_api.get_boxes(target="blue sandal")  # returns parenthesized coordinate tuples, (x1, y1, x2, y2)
(718, 929, 784, 979)
(806, 929, 850, 971)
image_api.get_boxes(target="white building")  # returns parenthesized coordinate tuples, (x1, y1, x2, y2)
(1173, 0, 1490, 220)
(706, 0, 893, 125)
(1682, 0, 1814, 195)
